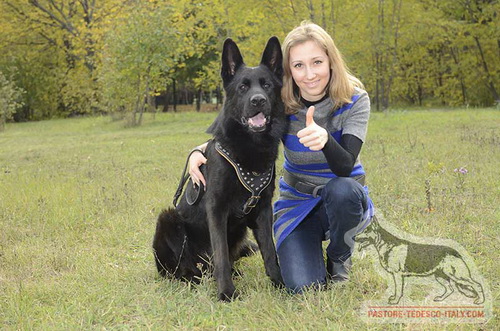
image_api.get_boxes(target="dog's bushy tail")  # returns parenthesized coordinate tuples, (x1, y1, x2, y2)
(152, 208, 188, 277)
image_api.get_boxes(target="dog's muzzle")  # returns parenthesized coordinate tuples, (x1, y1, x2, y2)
(241, 112, 270, 132)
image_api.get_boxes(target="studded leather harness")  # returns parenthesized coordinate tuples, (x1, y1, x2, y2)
(215, 142, 274, 216)
(172, 141, 274, 217)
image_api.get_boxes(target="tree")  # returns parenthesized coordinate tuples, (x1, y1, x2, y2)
(1, 0, 133, 117)
(0, 71, 25, 131)
(419, 0, 500, 106)
(100, 2, 178, 125)
(1, 0, 498, 121)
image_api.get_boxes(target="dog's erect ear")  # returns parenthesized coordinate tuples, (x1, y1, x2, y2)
(260, 36, 283, 81)
(221, 38, 244, 87)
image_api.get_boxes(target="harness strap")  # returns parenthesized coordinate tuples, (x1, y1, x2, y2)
(215, 142, 274, 216)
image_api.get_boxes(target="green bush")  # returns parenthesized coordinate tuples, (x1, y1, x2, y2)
(0, 71, 24, 130)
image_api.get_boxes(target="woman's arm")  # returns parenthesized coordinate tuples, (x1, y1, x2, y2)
(296, 105, 362, 176)
(189, 142, 208, 188)
(323, 90, 369, 176)
(321, 134, 362, 177)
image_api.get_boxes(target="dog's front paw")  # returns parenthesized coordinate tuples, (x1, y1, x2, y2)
(265, 264, 284, 287)
(218, 287, 239, 302)
(270, 274, 285, 288)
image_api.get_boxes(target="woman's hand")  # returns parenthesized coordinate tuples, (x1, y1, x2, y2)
(297, 106, 328, 151)
(189, 142, 208, 188)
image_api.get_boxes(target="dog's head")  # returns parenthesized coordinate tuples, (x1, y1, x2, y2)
(218, 37, 284, 134)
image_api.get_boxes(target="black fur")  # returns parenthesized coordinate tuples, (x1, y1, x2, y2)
(153, 37, 286, 301)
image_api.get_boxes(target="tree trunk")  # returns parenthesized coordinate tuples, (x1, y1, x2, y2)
(137, 100, 145, 125)
(0, 113, 5, 131)
(417, 78, 423, 106)
(185, 89, 191, 105)
(172, 79, 177, 112)
(147, 88, 155, 119)
(450, 47, 468, 105)
(306, 0, 315, 21)
(321, 1, 326, 29)
(216, 85, 221, 110)
(474, 36, 499, 103)
(330, 0, 335, 32)
(378, 0, 389, 110)
(385, 0, 402, 110)
(162, 86, 169, 112)
(375, 53, 380, 112)
(374, 0, 385, 111)
(196, 88, 202, 111)
(132, 95, 139, 126)
(132, 74, 142, 126)
(435, 50, 446, 106)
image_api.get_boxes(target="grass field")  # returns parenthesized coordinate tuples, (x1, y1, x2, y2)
(0, 108, 498, 330)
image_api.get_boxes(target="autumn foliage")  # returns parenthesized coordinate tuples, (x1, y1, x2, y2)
(0, 0, 498, 123)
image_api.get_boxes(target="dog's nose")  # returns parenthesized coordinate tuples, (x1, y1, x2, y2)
(250, 94, 267, 107)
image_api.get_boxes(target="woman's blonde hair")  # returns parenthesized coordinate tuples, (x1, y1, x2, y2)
(282, 21, 363, 114)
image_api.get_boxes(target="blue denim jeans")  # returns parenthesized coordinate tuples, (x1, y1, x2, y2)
(277, 177, 368, 293)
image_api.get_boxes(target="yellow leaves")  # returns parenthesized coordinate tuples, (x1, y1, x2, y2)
(1, 0, 498, 120)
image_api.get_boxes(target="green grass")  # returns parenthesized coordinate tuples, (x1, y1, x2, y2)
(0, 109, 498, 330)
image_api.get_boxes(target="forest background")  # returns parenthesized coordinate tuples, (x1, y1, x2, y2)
(0, 0, 499, 128)
(1, 1, 499, 329)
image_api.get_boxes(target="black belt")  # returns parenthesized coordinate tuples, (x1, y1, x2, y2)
(283, 172, 365, 198)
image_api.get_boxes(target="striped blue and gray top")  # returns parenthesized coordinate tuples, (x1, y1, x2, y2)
(273, 89, 375, 249)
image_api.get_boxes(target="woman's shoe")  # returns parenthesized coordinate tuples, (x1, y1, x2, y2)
(327, 256, 352, 282)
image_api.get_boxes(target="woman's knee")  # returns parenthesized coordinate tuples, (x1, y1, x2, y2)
(321, 177, 365, 206)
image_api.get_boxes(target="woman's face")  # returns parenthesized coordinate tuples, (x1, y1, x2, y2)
(289, 40, 330, 102)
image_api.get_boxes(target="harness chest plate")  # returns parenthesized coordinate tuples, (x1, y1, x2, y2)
(215, 142, 274, 215)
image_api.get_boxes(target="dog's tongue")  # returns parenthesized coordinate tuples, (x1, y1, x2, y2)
(248, 112, 266, 127)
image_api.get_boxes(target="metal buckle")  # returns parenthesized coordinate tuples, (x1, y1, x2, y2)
(243, 196, 260, 214)
(312, 185, 324, 198)
(246, 196, 260, 208)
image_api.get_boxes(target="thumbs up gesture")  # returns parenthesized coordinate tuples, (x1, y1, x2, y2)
(297, 106, 328, 151)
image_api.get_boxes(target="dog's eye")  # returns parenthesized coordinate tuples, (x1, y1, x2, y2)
(239, 84, 248, 92)
(263, 83, 271, 89)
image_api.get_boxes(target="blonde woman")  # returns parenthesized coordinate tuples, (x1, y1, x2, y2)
(189, 22, 374, 293)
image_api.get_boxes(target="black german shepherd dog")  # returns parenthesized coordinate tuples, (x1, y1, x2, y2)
(153, 37, 286, 301)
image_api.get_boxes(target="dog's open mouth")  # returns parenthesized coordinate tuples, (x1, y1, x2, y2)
(241, 112, 269, 132)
